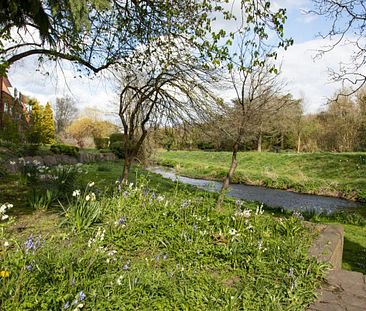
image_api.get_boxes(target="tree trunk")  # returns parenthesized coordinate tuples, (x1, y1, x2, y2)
(216, 142, 239, 209)
(121, 153, 132, 185)
(297, 134, 301, 153)
(257, 132, 262, 152)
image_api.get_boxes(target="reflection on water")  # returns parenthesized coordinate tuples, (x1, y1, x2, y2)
(148, 167, 361, 213)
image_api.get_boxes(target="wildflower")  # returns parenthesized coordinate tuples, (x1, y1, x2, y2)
(123, 263, 129, 270)
(235, 199, 242, 207)
(115, 216, 126, 227)
(128, 182, 134, 189)
(64, 301, 70, 309)
(9, 161, 16, 165)
(288, 268, 294, 277)
(87, 182, 95, 188)
(79, 291, 86, 301)
(0, 271, 10, 277)
(157, 195, 165, 202)
(107, 250, 117, 256)
(4, 241, 9, 247)
(193, 224, 197, 232)
(116, 275, 123, 285)
(24, 235, 41, 254)
(162, 254, 168, 260)
(26, 264, 33, 272)
(292, 211, 304, 220)
(256, 204, 264, 215)
(72, 190, 81, 197)
(181, 200, 191, 209)
(1, 214, 9, 220)
(89, 192, 96, 201)
(115, 180, 120, 184)
(26, 173, 31, 177)
(229, 228, 238, 236)
(85, 195, 90, 201)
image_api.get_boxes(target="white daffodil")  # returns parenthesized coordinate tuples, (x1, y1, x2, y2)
(87, 182, 95, 188)
(72, 190, 81, 197)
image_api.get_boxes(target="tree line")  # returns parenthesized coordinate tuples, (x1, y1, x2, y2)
(154, 87, 366, 153)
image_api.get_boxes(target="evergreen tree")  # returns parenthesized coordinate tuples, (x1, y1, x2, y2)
(42, 102, 56, 144)
(27, 99, 43, 144)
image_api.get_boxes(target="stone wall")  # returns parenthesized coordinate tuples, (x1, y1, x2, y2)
(4, 152, 117, 173)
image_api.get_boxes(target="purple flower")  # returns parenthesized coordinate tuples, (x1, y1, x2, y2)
(193, 224, 197, 232)
(24, 235, 34, 254)
(26, 264, 33, 272)
(24, 234, 41, 254)
(116, 216, 126, 226)
(162, 254, 168, 260)
(123, 263, 129, 270)
(79, 291, 86, 301)
(64, 301, 70, 309)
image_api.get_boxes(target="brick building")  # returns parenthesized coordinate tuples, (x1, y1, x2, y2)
(0, 76, 29, 132)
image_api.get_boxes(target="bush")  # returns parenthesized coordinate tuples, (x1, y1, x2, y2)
(94, 137, 109, 150)
(50, 144, 79, 156)
(109, 133, 126, 144)
(109, 141, 124, 159)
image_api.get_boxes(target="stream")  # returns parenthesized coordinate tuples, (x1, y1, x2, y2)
(148, 167, 362, 213)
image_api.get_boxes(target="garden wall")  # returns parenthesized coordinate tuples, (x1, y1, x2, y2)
(4, 152, 117, 173)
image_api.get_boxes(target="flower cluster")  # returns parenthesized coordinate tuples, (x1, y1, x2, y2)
(87, 227, 105, 247)
(0, 203, 13, 221)
(292, 211, 304, 220)
(64, 291, 86, 310)
(24, 234, 42, 254)
(115, 216, 126, 227)
(234, 208, 251, 218)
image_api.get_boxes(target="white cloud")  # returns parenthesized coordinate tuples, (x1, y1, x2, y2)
(8, 56, 116, 116)
(278, 37, 361, 113)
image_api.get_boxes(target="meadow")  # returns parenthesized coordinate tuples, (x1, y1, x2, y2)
(0, 160, 327, 310)
(157, 151, 366, 202)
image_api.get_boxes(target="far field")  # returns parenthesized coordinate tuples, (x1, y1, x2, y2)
(156, 151, 366, 202)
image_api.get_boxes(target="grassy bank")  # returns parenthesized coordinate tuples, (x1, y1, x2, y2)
(0, 161, 326, 310)
(157, 151, 366, 201)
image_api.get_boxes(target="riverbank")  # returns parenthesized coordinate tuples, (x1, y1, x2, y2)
(156, 151, 366, 202)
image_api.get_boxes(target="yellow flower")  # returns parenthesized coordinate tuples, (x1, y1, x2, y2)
(0, 270, 10, 277)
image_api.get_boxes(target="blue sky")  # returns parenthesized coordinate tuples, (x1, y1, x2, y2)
(8, 0, 359, 115)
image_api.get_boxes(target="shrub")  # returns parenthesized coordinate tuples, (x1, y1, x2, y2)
(109, 141, 124, 159)
(50, 144, 79, 156)
(109, 133, 126, 144)
(94, 137, 109, 150)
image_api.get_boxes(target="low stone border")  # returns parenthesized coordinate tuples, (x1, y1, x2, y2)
(308, 224, 344, 270)
(4, 152, 117, 173)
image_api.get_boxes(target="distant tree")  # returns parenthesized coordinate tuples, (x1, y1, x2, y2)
(66, 117, 117, 148)
(42, 102, 56, 144)
(65, 117, 95, 148)
(27, 98, 43, 144)
(54, 96, 78, 133)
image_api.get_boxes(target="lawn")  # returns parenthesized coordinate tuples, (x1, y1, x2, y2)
(0, 160, 326, 310)
(157, 150, 366, 201)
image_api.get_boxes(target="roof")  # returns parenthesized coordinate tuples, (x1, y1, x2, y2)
(1, 76, 13, 97)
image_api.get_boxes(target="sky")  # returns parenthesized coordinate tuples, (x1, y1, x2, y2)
(7, 0, 361, 115)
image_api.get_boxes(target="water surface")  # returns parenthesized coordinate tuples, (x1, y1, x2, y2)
(148, 167, 361, 213)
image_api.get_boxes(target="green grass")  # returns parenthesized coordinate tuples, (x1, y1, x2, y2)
(157, 150, 366, 201)
(0, 162, 326, 310)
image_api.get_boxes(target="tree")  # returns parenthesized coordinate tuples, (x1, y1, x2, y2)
(65, 117, 95, 148)
(42, 102, 56, 144)
(310, 0, 366, 93)
(27, 98, 43, 144)
(54, 96, 78, 133)
(0, 1, 232, 75)
(115, 39, 220, 184)
(66, 117, 118, 148)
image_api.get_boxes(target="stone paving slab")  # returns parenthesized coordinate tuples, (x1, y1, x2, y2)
(308, 270, 366, 311)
